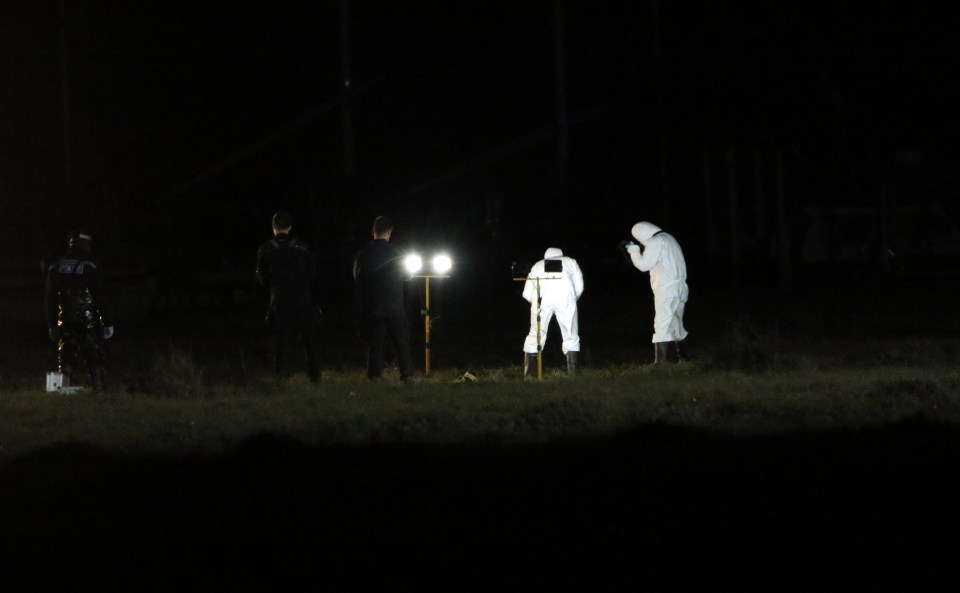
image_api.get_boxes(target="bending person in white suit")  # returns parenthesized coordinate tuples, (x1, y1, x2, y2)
(522, 247, 584, 377)
(625, 221, 689, 364)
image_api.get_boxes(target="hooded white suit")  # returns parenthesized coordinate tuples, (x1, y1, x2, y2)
(628, 222, 689, 343)
(522, 247, 583, 354)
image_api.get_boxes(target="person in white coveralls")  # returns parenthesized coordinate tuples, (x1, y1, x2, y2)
(624, 221, 689, 364)
(521, 247, 584, 377)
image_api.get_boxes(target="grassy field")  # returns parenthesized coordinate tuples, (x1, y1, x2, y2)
(3, 316, 960, 461)
(2, 353, 960, 464)
(3, 282, 960, 590)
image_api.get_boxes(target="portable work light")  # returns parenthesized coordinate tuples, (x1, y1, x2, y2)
(407, 251, 453, 377)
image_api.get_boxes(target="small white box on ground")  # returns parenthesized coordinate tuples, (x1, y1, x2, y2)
(45, 372, 67, 392)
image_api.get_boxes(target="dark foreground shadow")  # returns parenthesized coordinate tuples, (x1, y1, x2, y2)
(2, 419, 959, 592)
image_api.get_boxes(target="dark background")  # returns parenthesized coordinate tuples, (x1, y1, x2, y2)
(4, 0, 960, 332)
(4, 4, 960, 588)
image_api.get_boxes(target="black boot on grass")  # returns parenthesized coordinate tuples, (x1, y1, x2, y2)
(523, 353, 538, 380)
(653, 342, 670, 365)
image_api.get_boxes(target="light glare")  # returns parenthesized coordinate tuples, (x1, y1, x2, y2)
(404, 254, 423, 274)
(432, 254, 452, 274)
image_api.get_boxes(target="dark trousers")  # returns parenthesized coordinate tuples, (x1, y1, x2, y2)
(364, 314, 415, 380)
(58, 323, 105, 387)
(272, 309, 322, 382)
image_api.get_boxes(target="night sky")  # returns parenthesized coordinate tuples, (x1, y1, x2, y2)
(3, 1, 959, 298)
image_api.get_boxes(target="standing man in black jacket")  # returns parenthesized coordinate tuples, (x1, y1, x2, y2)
(353, 216, 416, 383)
(45, 230, 114, 390)
(256, 211, 322, 384)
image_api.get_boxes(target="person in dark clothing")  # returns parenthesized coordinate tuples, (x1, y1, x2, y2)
(353, 216, 417, 383)
(45, 230, 114, 390)
(256, 211, 322, 383)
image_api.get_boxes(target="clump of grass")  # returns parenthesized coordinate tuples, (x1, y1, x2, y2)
(515, 397, 601, 436)
(0, 367, 14, 393)
(147, 343, 205, 398)
(829, 337, 960, 368)
(702, 319, 802, 372)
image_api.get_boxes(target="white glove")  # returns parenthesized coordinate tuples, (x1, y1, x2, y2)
(626, 243, 640, 255)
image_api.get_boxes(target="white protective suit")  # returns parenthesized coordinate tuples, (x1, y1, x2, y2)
(522, 248, 584, 354)
(627, 222, 689, 343)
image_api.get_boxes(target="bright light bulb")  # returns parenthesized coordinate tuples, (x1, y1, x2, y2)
(404, 254, 423, 274)
(432, 254, 452, 274)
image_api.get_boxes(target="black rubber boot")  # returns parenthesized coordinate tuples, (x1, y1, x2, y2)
(90, 367, 105, 391)
(60, 363, 74, 384)
(653, 342, 670, 365)
(672, 339, 689, 363)
(566, 351, 581, 376)
(523, 353, 538, 380)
